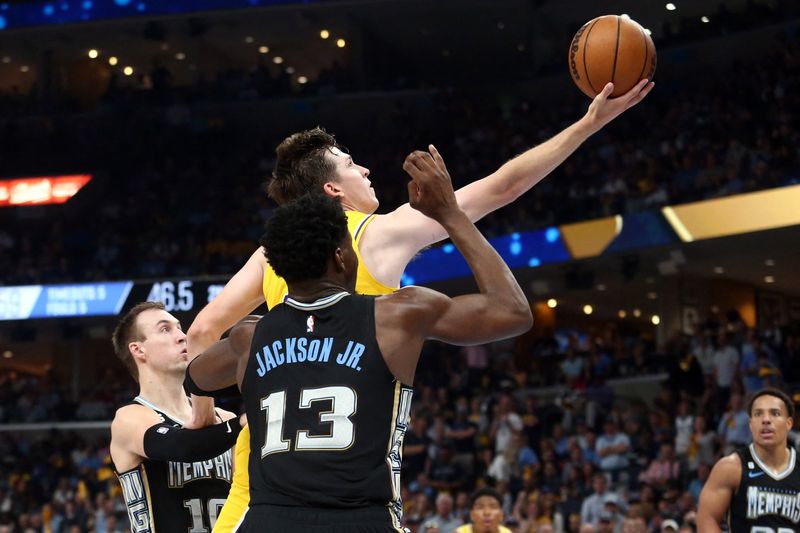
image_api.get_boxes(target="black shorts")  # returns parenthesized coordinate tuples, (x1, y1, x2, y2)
(235, 504, 407, 533)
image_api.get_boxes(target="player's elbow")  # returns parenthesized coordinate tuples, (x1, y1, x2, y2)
(502, 299, 533, 337)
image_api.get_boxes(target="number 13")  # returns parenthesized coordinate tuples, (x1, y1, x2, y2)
(260, 386, 357, 456)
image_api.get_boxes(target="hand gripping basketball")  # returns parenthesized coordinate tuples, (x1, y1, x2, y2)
(402, 145, 459, 221)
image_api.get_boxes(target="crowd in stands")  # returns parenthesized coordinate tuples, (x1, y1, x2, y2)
(1, 311, 799, 531)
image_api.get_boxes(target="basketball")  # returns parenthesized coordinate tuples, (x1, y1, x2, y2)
(568, 14, 657, 99)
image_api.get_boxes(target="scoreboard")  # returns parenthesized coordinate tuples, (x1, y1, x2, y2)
(0, 278, 230, 321)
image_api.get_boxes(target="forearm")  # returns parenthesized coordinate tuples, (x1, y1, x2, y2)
(696, 514, 723, 533)
(439, 210, 527, 306)
(477, 119, 594, 207)
(143, 418, 242, 463)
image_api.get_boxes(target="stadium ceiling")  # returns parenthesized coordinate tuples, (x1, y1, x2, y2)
(0, 0, 758, 87)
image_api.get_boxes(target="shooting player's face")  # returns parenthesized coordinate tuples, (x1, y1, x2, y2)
(326, 147, 378, 214)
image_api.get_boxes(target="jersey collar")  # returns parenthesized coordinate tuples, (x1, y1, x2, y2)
(283, 291, 350, 311)
(749, 443, 796, 480)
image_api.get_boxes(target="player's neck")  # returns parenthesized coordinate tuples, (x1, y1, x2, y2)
(287, 280, 350, 302)
(137, 370, 192, 422)
(753, 441, 791, 472)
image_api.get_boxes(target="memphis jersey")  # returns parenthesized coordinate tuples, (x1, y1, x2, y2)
(114, 398, 233, 533)
(241, 292, 412, 528)
(730, 444, 800, 533)
(213, 210, 395, 533)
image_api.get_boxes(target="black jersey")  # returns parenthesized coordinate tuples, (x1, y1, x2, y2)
(113, 397, 233, 533)
(241, 292, 413, 527)
(730, 444, 800, 533)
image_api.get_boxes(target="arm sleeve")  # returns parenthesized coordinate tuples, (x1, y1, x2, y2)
(143, 418, 242, 463)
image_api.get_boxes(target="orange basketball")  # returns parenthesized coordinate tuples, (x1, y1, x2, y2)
(568, 15, 656, 99)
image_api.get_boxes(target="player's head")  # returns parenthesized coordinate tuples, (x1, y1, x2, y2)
(269, 127, 377, 213)
(111, 301, 188, 382)
(469, 487, 505, 533)
(260, 193, 357, 290)
(747, 388, 794, 447)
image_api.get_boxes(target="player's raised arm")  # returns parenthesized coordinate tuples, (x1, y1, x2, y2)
(363, 80, 653, 287)
(185, 249, 266, 427)
(697, 454, 740, 533)
(376, 149, 533, 384)
(403, 148, 532, 342)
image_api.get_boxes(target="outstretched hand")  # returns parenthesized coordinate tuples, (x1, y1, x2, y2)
(402, 145, 460, 221)
(582, 78, 655, 134)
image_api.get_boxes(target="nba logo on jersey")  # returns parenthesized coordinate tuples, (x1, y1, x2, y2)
(306, 315, 315, 333)
(748, 461, 755, 469)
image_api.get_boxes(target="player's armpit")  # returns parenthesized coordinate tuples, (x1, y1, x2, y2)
(697, 454, 740, 533)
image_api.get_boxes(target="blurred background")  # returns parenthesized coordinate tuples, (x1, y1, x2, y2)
(0, 0, 799, 531)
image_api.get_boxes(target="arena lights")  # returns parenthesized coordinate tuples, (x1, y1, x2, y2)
(647, 292, 657, 300)
(701, 16, 710, 23)
(272, 56, 284, 64)
(2, 350, 12, 359)
(651, 315, 661, 325)
(665, 3, 676, 10)
(297, 76, 308, 84)
(123, 66, 133, 76)
(20, 65, 29, 72)
(88, 49, 99, 59)
(596, 284, 606, 291)
(175, 52, 186, 60)
(285, 66, 295, 74)
(618, 310, 627, 319)
(765, 275, 775, 284)
(583, 305, 593, 315)
(336, 38, 346, 48)
(547, 298, 557, 309)
(319, 29, 330, 39)
(1, 56, 9, 63)
(244, 36, 254, 44)
(258, 46, 269, 54)
(108, 56, 118, 66)
(633, 309, 642, 318)
(765, 258, 775, 266)
(713, 266, 724, 274)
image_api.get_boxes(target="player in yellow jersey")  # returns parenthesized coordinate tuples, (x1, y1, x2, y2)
(187, 79, 653, 532)
(453, 488, 513, 533)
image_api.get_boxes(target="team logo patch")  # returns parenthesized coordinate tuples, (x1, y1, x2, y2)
(157, 427, 169, 434)
(307, 315, 315, 333)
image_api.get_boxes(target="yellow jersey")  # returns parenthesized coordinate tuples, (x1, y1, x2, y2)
(454, 526, 513, 533)
(212, 210, 395, 532)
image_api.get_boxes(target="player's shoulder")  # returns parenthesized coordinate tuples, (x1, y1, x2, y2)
(710, 451, 743, 484)
(111, 403, 162, 434)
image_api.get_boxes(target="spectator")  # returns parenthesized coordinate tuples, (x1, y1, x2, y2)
(596, 420, 631, 481)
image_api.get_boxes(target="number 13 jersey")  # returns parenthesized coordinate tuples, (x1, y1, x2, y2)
(241, 292, 413, 525)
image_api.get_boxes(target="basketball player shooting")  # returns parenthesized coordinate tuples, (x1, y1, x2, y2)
(188, 76, 653, 532)
(185, 149, 533, 531)
(697, 388, 800, 533)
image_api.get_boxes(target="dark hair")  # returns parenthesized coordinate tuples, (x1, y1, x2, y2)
(268, 127, 340, 205)
(260, 194, 349, 283)
(111, 301, 165, 382)
(748, 388, 795, 418)
(470, 487, 503, 509)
